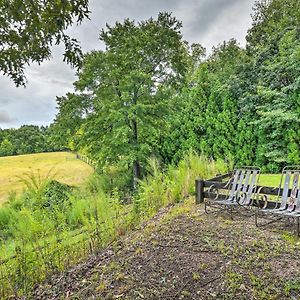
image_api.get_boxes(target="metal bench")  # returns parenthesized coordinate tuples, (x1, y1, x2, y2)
(203, 167, 260, 214)
(255, 166, 300, 235)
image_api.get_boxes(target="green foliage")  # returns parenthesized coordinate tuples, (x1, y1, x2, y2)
(0, 0, 89, 86)
(54, 12, 190, 188)
(136, 152, 228, 216)
(0, 171, 125, 296)
(284, 279, 300, 296)
(160, 1, 300, 171)
(0, 125, 64, 157)
(0, 138, 14, 156)
(241, 0, 300, 170)
(53, 3, 300, 174)
(161, 57, 238, 165)
(234, 118, 256, 166)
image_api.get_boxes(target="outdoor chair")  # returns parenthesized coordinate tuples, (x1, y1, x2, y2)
(204, 167, 260, 214)
(255, 166, 300, 235)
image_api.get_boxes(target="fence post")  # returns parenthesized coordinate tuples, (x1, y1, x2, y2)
(195, 179, 204, 204)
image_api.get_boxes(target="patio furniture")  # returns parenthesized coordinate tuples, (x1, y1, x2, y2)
(255, 166, 300, 235)
(204, 167, 260, 214)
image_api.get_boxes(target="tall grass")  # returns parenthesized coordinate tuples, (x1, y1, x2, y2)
(0, 173, 129, 298)
(0, 152, 227, 299)
(0, 152, 94, 204)
(137, 151, 228, 217)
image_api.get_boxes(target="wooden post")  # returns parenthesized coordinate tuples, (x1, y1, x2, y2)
(195, 179, 204, 204)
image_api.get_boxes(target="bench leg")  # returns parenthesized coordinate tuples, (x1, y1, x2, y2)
(255, 211, 258, 227)
(204, 200, 219, 214)
(255, 212, 283, 227)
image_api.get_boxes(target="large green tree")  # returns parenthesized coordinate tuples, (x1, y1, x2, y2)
(56, 13, 189, 187)
(161, 41, 240, 165)
(0, 0, 89, 86)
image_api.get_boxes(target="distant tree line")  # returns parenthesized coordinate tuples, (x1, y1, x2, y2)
(0, 125, 64, 157)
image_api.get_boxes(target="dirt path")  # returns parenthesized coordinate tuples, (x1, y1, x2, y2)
(32, 200, 300, 299)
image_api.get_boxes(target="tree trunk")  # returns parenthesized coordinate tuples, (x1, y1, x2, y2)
(133, 160, 141, 189)
(132, 119, 140, 189)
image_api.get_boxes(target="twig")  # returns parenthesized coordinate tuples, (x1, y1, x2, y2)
(199, 275, 221, 288)
(174, 277, 193, 298)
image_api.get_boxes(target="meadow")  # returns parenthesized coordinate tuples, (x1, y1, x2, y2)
(0, 152, 94, 204)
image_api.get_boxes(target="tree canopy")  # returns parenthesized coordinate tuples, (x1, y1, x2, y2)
(54, 12, 190, 187)
(0, 0, 89, 86)
(49, 0, 300, 190)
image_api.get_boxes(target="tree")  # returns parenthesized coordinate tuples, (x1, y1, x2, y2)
(0, 138, 14, 156)
(0, 0, 89, 86)
(235, 118, 256, 166)
(244, 0, 300, 170)
(56, 13, 189, 188)
(53, 93, 87, 150)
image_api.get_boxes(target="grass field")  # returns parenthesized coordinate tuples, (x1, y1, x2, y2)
(258, 174, 281, 187)
(0, 151, 282, 205)
(0, 152, 94, 204)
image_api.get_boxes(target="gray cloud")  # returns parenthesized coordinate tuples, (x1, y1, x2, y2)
(177, 0, 241, 36)
(0, 110, 17, 124)
(67, 0, 184, 52)
(0, 0, 256, 129)
(175, 0, 255, 50)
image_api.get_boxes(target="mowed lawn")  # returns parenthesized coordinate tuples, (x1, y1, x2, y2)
(0, 152, 94, 204)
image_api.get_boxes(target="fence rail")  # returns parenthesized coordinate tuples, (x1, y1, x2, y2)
(75, 153, 96, 169)
(195, 173, 285, 209)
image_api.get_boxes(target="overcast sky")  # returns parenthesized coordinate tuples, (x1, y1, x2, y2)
(0, 0, 255, 129)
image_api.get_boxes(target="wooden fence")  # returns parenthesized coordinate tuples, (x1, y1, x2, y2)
(195, 172, 284, 209)
(75, 153, 96, 170)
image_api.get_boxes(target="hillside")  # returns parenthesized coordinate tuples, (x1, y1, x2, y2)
(33, 198, 300, 300)
(0, 152, 94, 204)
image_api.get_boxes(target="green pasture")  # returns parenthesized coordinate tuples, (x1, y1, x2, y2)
(0, 152, 94, 204)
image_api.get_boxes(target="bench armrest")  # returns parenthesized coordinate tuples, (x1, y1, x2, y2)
(255, 186, 278, 209)
(207, 184, 220, 201)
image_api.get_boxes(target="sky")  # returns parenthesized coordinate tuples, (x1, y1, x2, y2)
(0, 0, 256, 129)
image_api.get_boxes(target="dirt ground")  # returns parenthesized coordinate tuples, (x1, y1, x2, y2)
(32, 199, 300, 300)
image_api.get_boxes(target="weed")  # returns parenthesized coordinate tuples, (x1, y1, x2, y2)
(225, 271, 244, 293)
(284, 279, 300, 296)
(192, 272, 201, 281)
